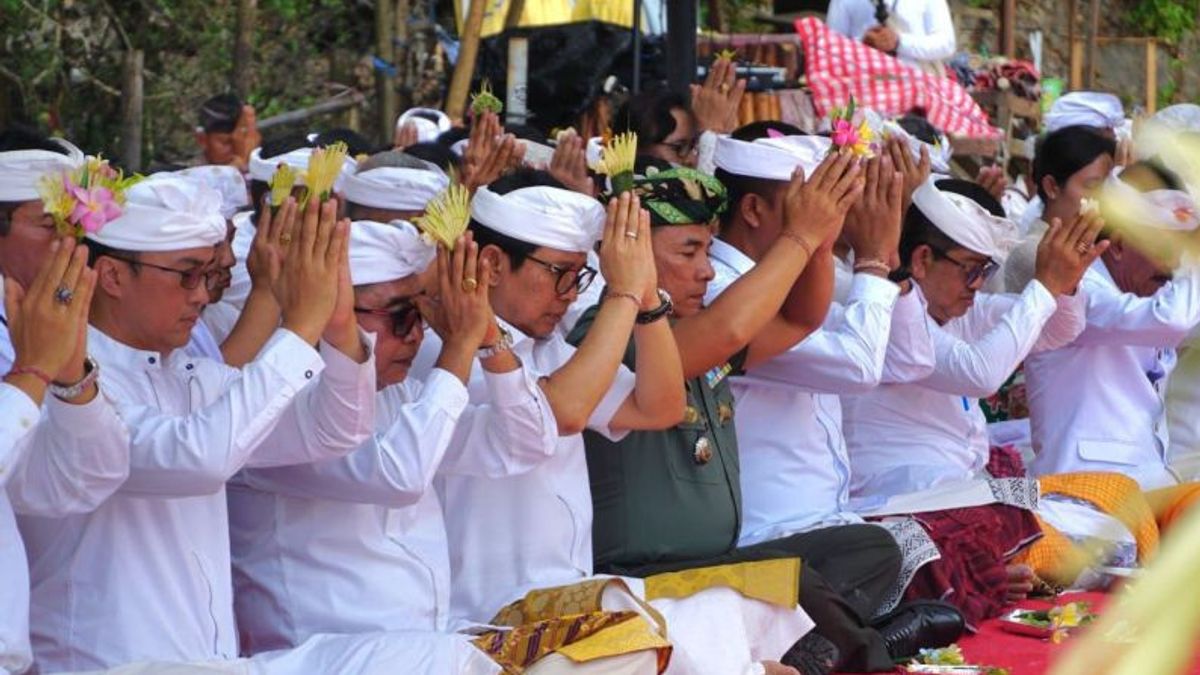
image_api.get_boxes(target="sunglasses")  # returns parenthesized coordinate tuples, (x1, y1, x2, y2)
(929, 246, 999, 287)
(353, 302, 422, 337)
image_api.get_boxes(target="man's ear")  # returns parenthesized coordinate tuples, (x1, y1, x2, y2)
(478, 245, 506, 287)
(909, 244, 932, 281)
(94, 257, 126, 299)
(739, 194, 765, 230)
(1104, 233, 1125, 262)
(1040, 175, 1060, 202)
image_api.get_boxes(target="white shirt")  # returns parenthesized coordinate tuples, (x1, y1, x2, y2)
(843, 281, 1086, 501)
(0, 277, 14, 373)
(419, 323, 635, 624)
(230, 362, 556, 652)
(1025, 258, 1200, 489)
(826, 0, 957, 65)
(1003, 218, 1048, 293)
(19, 326, 376, 672)
(705, 239, 936, 544)
(0, 383, 128, 675)
(185, 316, 224, 362)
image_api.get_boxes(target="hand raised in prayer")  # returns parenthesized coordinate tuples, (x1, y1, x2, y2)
(977, 165, 1008, 203)
(424, 233, 495, 349)
(885, 136, 931, 212)
(230, 105, 261, 173)
(3, 239, 98, 405)
(1034, 211, 1109, 296)
(864, 26, 899, 53)
(463, 111, 526, 193)
(599, 192, 658, 308)
(782, 151, 863, 254)
(843, 154, 904, 270)
(278, 198, 351, 347)
(393, 122, 420, 151)
(248, 195, 296, 304)
(691, 57, 745, 135)
(548, 130, 595, 197)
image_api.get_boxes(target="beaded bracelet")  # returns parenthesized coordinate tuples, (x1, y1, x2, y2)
(604, 288, 642, 309)
(779, 231, 815, 258)
(853, 258, 893, 276)
(5, 366, 53, 387)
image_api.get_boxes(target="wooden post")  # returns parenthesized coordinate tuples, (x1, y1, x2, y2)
(119, 50, 143, 172)
(446, 0, 488, 121)
(1070, 40, 1084, 90)
(1085, 0, 1100, 88)
(1146, 39, 1158, 114)
(231, 0, 256, 99)
(1000, 0, 1016, 58)
(395, 0, 410, 110)
(505, 0, 527, 28)
(1067, 0, 1077, 88)
(376, 0, 398, 141)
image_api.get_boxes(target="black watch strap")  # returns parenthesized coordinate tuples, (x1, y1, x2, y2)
(636, 290, 673, 324)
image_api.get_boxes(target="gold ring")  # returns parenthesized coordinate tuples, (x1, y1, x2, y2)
(1075, 241, 1093, 254)
(624, 231, 638, 239)
(280, 234, 293, 245)
(462, 277, 478, 293)
(719, 83, 731, 94)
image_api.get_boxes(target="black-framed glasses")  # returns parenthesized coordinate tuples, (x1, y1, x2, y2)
(524, 254, 597, 296)
(929, 246, 999, 287)
(109, 256, 221, 291)
(354, 302, 422, 337)
(655, 136, 700, 158)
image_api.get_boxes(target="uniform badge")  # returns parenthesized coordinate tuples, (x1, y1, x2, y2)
(717, 402, 733, 425)
(682, 405, 701, 425)
(693, 436, 713, 465)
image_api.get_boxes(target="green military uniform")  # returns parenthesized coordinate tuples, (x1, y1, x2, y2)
(566, 305, 747, 569)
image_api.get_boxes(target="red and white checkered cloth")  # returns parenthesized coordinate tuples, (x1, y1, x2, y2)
(794, 17, 1001, 139)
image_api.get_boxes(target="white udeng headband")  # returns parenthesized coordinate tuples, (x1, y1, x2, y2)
(88, 177, 227, 252)
(912, 178, 1020, 261)
(348, 219, 436, 285)
(713, 135, 831, 181)
(247, 146, 357, 193)
(341, 167, 449, 211)
(0, 140, 86, 201)
(470, 185, 605, 253)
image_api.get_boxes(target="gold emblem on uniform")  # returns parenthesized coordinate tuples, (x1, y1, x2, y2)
(693, 436, 713, 465)
(682, 405, 701, 425)
(717, 402, 733, 425)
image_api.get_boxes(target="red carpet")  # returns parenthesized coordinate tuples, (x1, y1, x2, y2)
(841, 592, 1200, 674)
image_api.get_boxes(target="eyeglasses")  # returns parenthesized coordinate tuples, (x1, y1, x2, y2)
(109, 256, 222, 291)
(656, 136, 699, 158)
(354, 302, 422, 337)
(524, 254, 597, 296)
(929, 246, 999, 287)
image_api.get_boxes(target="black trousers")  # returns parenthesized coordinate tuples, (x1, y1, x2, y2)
(596, 523, 899, 672)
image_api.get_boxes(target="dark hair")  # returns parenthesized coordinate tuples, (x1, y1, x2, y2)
(897, 114, 943, 145)
(467, 169, 566, 269)
(713, 169, 785, 230)
(312, 128, 378, 157)
(436, 127, 470, 148)
(731, 120, 804, 141)
(83, 238, 140, 269)
(0, 128, 73, 236)
(614, 89, 690, 146)
(895, 181, 994, 278)
(198, 94, 242, 134)
(403, 142, 459, 173)
(1033, 125, 1117, 201)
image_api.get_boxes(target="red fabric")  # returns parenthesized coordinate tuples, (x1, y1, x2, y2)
(838, 592, 1200, 674)
(903, 504, 1043, 629)
(793, 17, 1001, 139)
(985, 444, 1028, 479)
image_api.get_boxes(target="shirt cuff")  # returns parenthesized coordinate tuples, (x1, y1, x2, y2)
(257, 328, 326, 392)
(42, 384, 123, 439)
(848, 273, 900, 307)
(586, 365, 636, 442)
(317, 327, 376, 388)
(422, 367, 471, 418)
(1021, 279, 1059, 319)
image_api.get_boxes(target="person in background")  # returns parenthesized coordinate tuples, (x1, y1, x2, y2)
(194, 93, 260, 171)
(826, 0, 956, 73)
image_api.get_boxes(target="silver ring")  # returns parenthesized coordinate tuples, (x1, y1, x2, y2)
(624, 231, 638, 240)
(1075, 241, 1093, 254)
(54, 285, 73, 306)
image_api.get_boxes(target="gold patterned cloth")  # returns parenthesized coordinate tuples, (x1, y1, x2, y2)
(643, 558, 801, 610)
(472, 578, 670, 674)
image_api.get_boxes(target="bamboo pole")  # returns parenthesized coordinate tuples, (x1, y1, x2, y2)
(1085, 0, 1100, 88)
(119, 50, 143, 172)
(447, 0, 488, 121)
(231, 0, 256, 99)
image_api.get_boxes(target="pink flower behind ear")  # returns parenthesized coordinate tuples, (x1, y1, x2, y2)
(67, 185, 121, 233)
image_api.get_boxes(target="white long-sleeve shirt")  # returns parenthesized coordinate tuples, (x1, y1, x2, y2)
(1026, 258, 1200, 488)
(417, 322, 635, 625)
(19, 326, 375, 672)
(843, 281, 1086, 502)
(230, 362, 557, 653)
(0, 384, 128, 675)
(826, 0, 957, 65)
(705, 240, 936, 545)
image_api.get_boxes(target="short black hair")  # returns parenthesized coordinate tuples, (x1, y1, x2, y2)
(312, 128, 378, 157)
(436, 127, 470, 148)
(83, 238, 140, 269)
(897, 114, 943, 145)
(1033, 125, 1117, 201)
(403, 142, 459, 174)
(731, 120, 804, 141)
(198, 94, 243, 134)
(713, 168, 786, 231)
(895, 182, 990, 279)
(614, 88, 690, 146)
(467, 169, 566, 269)
(0, 127, 73, 236)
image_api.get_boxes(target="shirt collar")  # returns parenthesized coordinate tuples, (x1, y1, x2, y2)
(709, 237, 756, 276)
(88, 325, 174, 370)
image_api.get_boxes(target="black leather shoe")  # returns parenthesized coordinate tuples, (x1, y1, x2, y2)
(871, 600, 965, 661)
(780, 632, 839, 675)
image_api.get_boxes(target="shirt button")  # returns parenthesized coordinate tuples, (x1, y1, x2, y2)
(304, 370, 313, 379)
(148, 356, 157, 365)
(186, 364, 194, 371)
(19, 418, 31, 429)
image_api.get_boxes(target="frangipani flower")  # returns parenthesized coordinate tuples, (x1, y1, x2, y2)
(67, 183, 121, 233)
(828, 97, 877, 158)
(37, 155, 138, 239)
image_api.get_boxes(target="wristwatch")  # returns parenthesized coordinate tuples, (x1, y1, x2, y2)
(49, 356, 99, 401)
(636, 289, 674, 324)
(477, 326, 514, 359)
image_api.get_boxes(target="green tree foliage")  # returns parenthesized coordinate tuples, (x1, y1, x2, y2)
(1129, 0, 1199, 45)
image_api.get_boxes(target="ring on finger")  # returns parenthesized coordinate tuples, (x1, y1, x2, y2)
(719, 83, 731, 94)
(280, 234, 293, 245)
(624, 230, 639, 240)
(54, 285, 74, 306)
(462, 277, 478, 293)
(1075, 241, 1093, 254)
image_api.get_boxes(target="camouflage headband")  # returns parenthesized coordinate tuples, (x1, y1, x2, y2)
(628, 167, 729, 227)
